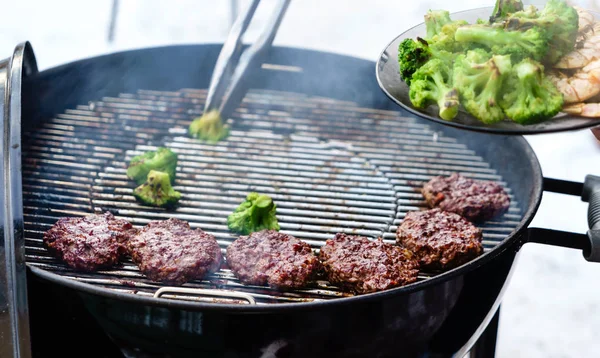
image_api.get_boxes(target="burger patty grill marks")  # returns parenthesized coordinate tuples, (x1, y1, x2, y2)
(226, 230, 321, 290)
(42, 212, 137, 272)
(396, 208, 483, 271)
(127, 218, 223, 286)
(318, 233, 420, 294)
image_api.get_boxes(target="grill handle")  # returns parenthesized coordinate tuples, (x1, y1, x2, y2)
(526, 176, 600, 262)
(582, 175, 600, 261)
(153, 287, 257, 305)
(0, 42, 38, 358)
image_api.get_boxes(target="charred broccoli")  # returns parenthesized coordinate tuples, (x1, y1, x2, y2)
(502, 0, 578, 64)
(133, 170, 181, 208)
(409, 58, 459, 121)
(489, 0, 523, 23)
(127, 147, 178, 185)
(499, 58, 563, 124)
(454, 25, 549, 62)
(453, 50, 512, 124)
(189, 109, 229, 142)
(227, 192, 280, 235)
(398, 38, 432, 85)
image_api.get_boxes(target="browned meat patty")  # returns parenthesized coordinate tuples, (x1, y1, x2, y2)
(422, 173, 510, 222)
(396, 208, 483, 271)
(128, 218, 223, 285)
(43, 212, 137, 272)
(226, 230, 320, 290)
(318, 233, 419, 294)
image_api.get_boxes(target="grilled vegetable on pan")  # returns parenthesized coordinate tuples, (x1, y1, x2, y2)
(408, 58, 460, 121)
(397, 0, 599, 124)
(398, 38, 432, 85)
(489, 0, 523, 23)
(452, 50, 512, 124)
(500, 59, 564, 124)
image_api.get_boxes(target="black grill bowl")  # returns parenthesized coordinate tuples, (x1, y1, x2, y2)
(19, 44, 586, 358)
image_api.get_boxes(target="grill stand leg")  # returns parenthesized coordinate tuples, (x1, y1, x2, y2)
(468, 307, 500, 358)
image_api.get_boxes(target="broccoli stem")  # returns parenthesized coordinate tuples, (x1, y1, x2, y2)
(490, 0, 524, 23)
(430, 72, 459, 121)
(455, 26, 545, 61)
(455, 26, 508, 45)
(425, 10, 452, 39)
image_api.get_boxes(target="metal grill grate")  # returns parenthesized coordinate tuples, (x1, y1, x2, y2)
(21, 88, 522, 305)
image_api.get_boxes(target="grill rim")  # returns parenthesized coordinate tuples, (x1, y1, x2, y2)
(20, 44, 544, 312)
(26, 133, 543, 313)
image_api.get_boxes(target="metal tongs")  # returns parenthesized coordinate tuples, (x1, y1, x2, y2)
(204, 0, 290, 121)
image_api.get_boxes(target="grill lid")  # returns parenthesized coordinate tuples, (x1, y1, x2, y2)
(22, 86, 522, 306)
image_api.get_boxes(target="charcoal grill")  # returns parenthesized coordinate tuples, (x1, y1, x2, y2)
(2, 40, 600, 358)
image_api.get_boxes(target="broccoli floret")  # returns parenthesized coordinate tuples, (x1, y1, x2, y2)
(127, 147, 178, 185)
(227, 192, 280, 235)
(189, 109, 229, 142)
(398, 38, 432, 85)
(423, 10, 471, 53)
(429, 20, 471, 53)
(508, 4, 538, 20)
(454, 25, 549, 62)
(453, 50, 512, 124)
(489, 0, 524, 23)
(424, 10, 453, 39)
(503, 0, 578, 64)
(409, 58, 460, 121)
(499, 58, 563, 124)
(133, 170, 181, 208)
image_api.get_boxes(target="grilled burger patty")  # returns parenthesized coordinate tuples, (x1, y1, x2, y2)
(318, 233, 419, 294)
(397, 208, 483, 271)
(226, 230, 320, 289)
(128, 218, 223, 285)
(422, 173, 510, 222)
(43, 212, 137, 272)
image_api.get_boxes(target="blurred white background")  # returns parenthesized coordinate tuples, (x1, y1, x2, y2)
(3, 1, 600, 357)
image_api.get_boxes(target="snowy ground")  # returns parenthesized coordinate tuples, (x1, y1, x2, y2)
(3, 1, 600, 357)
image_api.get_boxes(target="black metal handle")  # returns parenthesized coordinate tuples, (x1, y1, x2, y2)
(582, 175, 600, 261)
(542, 177, 583, 196)
(526, 228, 590, 254)
(526, 176, 600, 262)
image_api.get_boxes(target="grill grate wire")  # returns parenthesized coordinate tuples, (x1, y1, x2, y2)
(22, 88, 522, 305)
